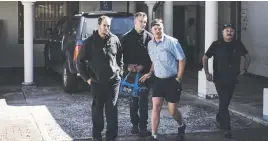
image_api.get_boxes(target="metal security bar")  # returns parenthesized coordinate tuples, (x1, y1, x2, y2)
(18, 1, 67, 43)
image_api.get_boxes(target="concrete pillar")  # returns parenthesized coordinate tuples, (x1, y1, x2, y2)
(145, 1, 156, 30)
(129, 1, 136, 14)
(22, 1, 35, 86)
(198, 1, 218, 99)
(163, 1, 173, 36)
(264, 88, 268, 121)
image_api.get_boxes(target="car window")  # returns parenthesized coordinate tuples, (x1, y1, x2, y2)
(54, 17, 67, 34)
(81, 16, 134, 39)
(110, 16, 134, 35)
(58, 22, 67, 36)
(66, 17, 80, 38)
(82, 18, 98, 39)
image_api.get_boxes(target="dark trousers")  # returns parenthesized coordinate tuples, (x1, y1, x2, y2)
(91, 78, 121, 139)
(129, 90, 149, 129)
(126, 72, 150, 129)
(215, 82, 236, 130)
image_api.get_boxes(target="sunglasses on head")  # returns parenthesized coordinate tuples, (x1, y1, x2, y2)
(224, 23, 232, 27)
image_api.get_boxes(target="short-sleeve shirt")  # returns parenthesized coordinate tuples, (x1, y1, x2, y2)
(205, 39, 248, 83)
(148, 34, 185, 78)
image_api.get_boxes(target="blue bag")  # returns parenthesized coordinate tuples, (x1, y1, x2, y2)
(119, 72, 148, 97)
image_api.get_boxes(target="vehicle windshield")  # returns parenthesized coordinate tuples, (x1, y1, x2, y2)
(82, 16, 134, 39)
(110, 16, 134, 36)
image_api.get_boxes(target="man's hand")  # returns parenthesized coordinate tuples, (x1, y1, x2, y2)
(205, 72, 213, 81)
(87, 79, 91, 85)
(128, 64, 137, 72)
(139, 72, 152, 82)
(135, 65, 144, 72)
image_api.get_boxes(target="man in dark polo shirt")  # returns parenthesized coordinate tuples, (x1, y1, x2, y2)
(202, 23, 250, 138)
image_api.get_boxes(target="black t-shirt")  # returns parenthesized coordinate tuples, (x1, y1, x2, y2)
(121, 29, 153, 74)
(205, 39, 248, 83)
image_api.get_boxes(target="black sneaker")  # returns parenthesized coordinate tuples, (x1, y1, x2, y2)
(176, 123, 186, 141)
(224, 130, 232, 139)
(139, 129, 151, 137)
(131, 125, 139, 134)
(93, 138, 103, 141)
(149, 136, 158, 141)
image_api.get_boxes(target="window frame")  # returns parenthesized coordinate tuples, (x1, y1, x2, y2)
(18, 1, 68, 44)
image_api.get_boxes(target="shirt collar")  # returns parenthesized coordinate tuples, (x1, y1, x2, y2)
(132, 28, 145, 36)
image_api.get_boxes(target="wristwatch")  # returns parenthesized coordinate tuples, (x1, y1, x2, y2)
(175, 77, 182, 82)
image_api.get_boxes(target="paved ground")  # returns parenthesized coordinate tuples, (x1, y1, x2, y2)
(182, 70, 268, 125)
(0, 85, 264, 141)
(85, 126, 268, 141)
(0, 68, 268, 141)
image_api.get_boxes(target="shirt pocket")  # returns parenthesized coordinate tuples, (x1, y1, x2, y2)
(158, 49, 169, 62)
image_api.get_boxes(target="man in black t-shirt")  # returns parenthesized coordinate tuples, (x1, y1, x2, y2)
(202, 23, 250, 139)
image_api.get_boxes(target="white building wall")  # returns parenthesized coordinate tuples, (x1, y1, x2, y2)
(0, 1, 134, 68)
(0, 2, 43, 68)
(241, 2, 268, 77)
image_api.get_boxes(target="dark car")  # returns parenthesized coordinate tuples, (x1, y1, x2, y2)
(43, 11, 134, 93)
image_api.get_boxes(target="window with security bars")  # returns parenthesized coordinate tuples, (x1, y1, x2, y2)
(18, 1, 68, 44)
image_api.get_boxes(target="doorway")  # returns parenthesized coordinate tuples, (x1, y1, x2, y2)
(173, 5, 199, 69)
(173, 6, 185, 47)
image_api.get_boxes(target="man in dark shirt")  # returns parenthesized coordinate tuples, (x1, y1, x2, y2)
(77, 15, 123, 141)
(120, 12, 153, 137)
(202, 23, 250, 138)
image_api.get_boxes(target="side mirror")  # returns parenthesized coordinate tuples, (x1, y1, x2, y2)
(45, 28, 52, 36)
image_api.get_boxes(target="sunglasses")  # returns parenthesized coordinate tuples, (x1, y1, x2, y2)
(223, 23, 232, 27)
